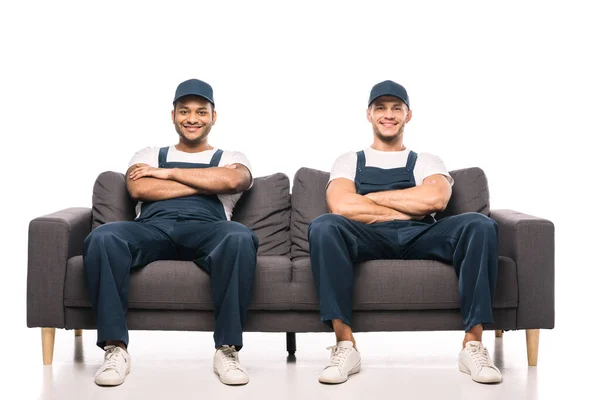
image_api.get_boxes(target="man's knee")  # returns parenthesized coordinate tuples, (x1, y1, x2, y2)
(83, 223, 136, 271)
(84, 223, 122, 250)
(308, 214, 346, 237)
(460, 213, 498, 235)
(222, 222, 258, 249)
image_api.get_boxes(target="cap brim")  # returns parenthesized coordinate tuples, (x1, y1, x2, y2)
(369, 93, 409, 109)
(173, 93, 214, 105)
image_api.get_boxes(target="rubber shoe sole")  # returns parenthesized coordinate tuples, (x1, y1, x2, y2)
(94, 369, 130, 386)
(213, 367, 249, 386)
(459, 361, 502, 384)
(318, 361, 361, 384)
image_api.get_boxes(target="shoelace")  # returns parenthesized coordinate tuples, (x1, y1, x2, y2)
(101, 346, 125, 373)
(220, 346, 241, 371)
(326, 345, 351, 371)
(468, 345, 497, 371)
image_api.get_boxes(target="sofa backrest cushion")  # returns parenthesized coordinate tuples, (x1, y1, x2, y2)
(290, 166, 490, 259)
(91, 171, 291, 256)
(434, 167, 490, 219)
(231, 173, 291, 256)
(92, 171, 137, 229)
(290, 168, 330, 259)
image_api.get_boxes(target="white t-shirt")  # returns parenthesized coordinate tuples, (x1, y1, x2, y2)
(328, 147, 454, 188)
(128, 146, 253, 220)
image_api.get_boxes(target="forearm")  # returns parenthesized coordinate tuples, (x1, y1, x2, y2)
(128, 178, 202, 201)
(367, 186, 446, 216)
(330, 194, 413, 224)
(170, 167, 244, 194)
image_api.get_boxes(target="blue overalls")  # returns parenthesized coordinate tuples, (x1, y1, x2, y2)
(308, 150, 498, 332)
(83, 147, 258, 350)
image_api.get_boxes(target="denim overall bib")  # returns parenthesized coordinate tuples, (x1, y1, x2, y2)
(355, 149, 435, 224)
(138, 146, 227, 221)
(308, 149, 498, 331)
(84, 147, 258, 350)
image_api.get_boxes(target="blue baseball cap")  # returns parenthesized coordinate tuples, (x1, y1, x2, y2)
(173, 79, 214, 106)
(368, 80, 410, 109)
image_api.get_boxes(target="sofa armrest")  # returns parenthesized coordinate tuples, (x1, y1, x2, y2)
(489, 209, 555, 329)
(27, 207, 92, 328)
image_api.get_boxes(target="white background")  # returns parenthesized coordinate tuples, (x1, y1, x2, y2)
(0, 0, 598, 372)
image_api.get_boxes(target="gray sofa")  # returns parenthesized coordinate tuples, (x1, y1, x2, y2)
(27, 167, 554, 366)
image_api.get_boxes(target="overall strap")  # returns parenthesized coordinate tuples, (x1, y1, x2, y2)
(209, 149, 224, 167)
(356, 150, 366, 172)
(405, 150, 418, 172)
(158, 146, 169, 166)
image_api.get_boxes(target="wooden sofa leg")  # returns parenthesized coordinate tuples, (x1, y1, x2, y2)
(286, 332, 296, 355)
(495, 330, 503, 338)
(74, 329, 82, 337)
(42, 328, 56, 365)
(526, 329, 540, 366)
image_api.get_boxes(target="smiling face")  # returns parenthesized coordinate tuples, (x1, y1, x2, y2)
(171, 96, 216, 147)
(367, 95, 412, 144)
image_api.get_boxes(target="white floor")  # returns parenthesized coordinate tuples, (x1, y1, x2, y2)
(6, 325, 593, 400)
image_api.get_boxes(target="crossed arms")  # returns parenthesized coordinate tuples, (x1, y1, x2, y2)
(126, 163, 252, 202)
(326, 174, 452, 224)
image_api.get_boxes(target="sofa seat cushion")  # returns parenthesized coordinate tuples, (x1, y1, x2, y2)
(291, 256, 517, 310)
(65, 256, 292, 311)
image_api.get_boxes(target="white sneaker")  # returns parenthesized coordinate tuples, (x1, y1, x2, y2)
(318, 341, 361, 384)
(94, 345, 131, 386)
(459, 341, 502, 383)
(213, 345, 249, 385)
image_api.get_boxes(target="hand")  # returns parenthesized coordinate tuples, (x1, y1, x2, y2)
(129, 165, 173, 180)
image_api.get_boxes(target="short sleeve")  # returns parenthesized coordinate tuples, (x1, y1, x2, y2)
(220, 150, 253, 190)
(328, 151, 358, 186)
(128, 147, 159, 170)
(416, 153, 454, 186)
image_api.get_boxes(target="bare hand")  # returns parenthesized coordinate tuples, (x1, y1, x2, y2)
(129, 165, 173, 180)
